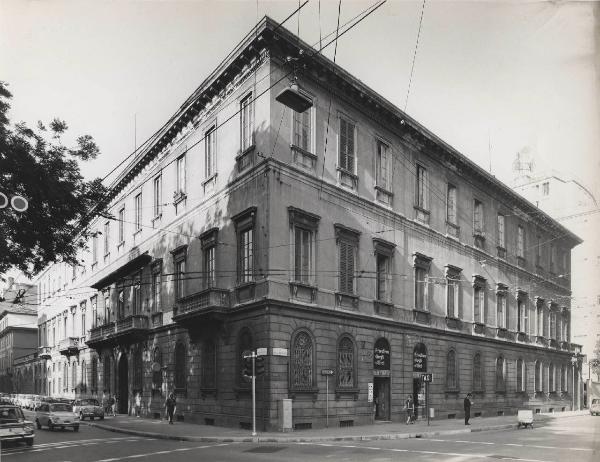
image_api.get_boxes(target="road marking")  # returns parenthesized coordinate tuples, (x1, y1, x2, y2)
(418, 439, 592, 452)
(0, 437, 152, 457)
(91, 443, 234, 462)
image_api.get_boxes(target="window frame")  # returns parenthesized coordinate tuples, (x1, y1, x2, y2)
(446, 349, 458, 391)
(200, 228, 219, 289)
(336, 334, 357, 391)
(413, 253, 432, 312)
(118, 207, 125, 245)
(415, 164, 429, 211)
(153, 174, 162, 219)
(151, 259, 162, 312)
(446, 184, 457, 224)
(176, 154, 186, 195)
(172, 246, 187, 300)
(291, 91, 314, 153)
(289, 208, 320, 286)
(473, 276, 486, 325)
(134, 192, 142, 232)
(375, 138, 391, 192)
(338, 114, 357, 174)
(205, 124, 217, 179)
(233, 208, 257, 285)
(445, 265, 462, 319)
(290, 329, 317, 393)
(240, 93, 254, 152)
(335, 224, 361, 295)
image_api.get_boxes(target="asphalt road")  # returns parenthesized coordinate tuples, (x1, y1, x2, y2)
(2, 413, 597, 461)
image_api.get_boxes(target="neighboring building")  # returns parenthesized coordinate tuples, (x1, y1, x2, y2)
(28, 17, 583, 429)
(0, 278, 38, 393)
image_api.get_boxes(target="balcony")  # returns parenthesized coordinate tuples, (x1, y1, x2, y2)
(58, 337, 80, 356)
(38, 346, 52, 359)
(87, 315, 150, 349)
(173, 288, 231, 324)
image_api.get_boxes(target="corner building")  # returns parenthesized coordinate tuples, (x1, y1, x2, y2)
(32, 18, 583, 429)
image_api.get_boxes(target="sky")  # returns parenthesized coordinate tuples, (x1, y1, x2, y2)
(1, 0, 598, 205)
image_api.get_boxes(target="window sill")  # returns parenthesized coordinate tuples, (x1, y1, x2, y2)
(133, 229, 142, 237)
(173, 191, 187, 206)
(151, 214, 162, 226)
(236, 144, 256, 172)
(335, 292, 359, 310)
(290, 281, 317, 303)
(335, 387, 359, 400)
(414, 206, 430, 225)
(291, 144, 317, 160)
(337, 167, 358, 190)
(413, 309, 431, 325)
(472, 322, 486, 335)
(445, 316, 462, 330)
(374, 300, 393, 317)
(289, 387, 319, 401)
(200, 387, 217, 398)
(445, 221, 460, 239)
(117, 241, 125, 250)
(202, 173, 217, 187)
(497, 246, 506, 259)
(496, 327, 508, 338)
(374, 185, 393, 196)
(235, 281, 256, 303)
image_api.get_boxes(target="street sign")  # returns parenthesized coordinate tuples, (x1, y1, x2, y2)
(421, 373, 433, 383)
(256, 347, 268, 356)
(367, 383, 374, 403)
(321, 369, 334, 376)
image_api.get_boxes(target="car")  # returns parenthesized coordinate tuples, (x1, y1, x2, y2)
(0, 405, 34, 447)
(590, 398, 600, 416)
(35, 402, 79, 431)
(73, 398, 104, 421)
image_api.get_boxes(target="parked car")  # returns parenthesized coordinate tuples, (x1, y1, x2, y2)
(34, 403, 79, 431)
(73, 398, 104, 421)
(0, 405, 34, 447)
(590, 398, 600, 416)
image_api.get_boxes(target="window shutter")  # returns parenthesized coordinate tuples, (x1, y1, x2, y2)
(347, 122, 355, 172)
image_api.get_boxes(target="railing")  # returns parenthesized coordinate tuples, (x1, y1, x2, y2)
(88, 322, 116, 343)
(38, 346, 52, 358)
(58, 337, 80, 353)
(175, 288, 230, 317)
(116, 314, 149, 332)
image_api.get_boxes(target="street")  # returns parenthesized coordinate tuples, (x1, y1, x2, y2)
(1, 413, 597, 462)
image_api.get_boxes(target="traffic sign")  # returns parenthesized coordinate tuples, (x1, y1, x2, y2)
(421, 373, 433, 383)
(321, 369, 334, 376)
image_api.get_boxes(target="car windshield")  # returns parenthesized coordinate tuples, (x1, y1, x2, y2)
(50, 404, 72, 412)
(0, 407, 24, 423)
(81, 399, 99, 406)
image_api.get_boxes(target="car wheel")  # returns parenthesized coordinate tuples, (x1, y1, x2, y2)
(90, 416, 94, 421)
(61, 426, 65, 431)
(48, 422, 54, 431)
(80, 412, 85, 421)
(35, 419, 41, 430)
(26, 438, 33, 447)
(100, 415, 104, 420)
(74, 425, 79, 432)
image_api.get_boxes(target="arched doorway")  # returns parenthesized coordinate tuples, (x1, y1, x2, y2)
(118, 354, 129, 414)
(373, 337, 391, 421)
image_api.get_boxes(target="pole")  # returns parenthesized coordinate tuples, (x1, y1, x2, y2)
(252, 351, 257, 437)
(426, 381, 430, 426)
(572, 363, 575, 411)
(325, 375, 329, 428)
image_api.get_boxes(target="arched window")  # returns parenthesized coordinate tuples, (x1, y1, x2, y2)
(473, 353, 483, 391)
(549, 363, 555, 392)
(152, 347, 162, 395)
(337, 336, 355, 389)
(81, 360, 87, 392)
(446, 350, 458, 390)
(535, 360, 542, 392)
(237, 328, 253, 387)
(561, 365, 566, 392)
(201, 339, 217, 389)
(516, 358, 524, 392)
(291, 330, 315, 391)
(174, 343, 186, 390)
(495, 357, 505, 391)
(133, 348, 143, 391)
(103, 354, 112, 393)
(72, 361, 78, 389)
(543, 362, 549, 393)
(91, 357, 98, 392)
(63, 362, 68, 393)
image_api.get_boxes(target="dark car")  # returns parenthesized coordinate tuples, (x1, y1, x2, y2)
(0, 405, 34, 447)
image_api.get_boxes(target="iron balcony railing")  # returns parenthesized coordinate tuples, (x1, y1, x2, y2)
(175, 288, 230, 318)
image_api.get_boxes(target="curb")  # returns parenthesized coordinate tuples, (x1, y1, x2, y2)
(86, 421, 518, 443)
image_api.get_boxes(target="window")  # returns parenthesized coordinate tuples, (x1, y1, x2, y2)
(291, 330, 315, 391)
(134, 193, 142, 232)
(517, 225, 525, 259)
(446, 266, 461, 319)
(376, 253, 391, 302)
(118, 207, 125, 244)
(153, 175, 162, 218)
(497, 214, 505, 249)
(335, 225, 360, 295)
(176, 154, 186, 195)
(376, 140, 391, 191)
(337, 336, 355, 389)
(133, 348, 143, 391)
(240, 93, 254, 151)
(561, 365, 567, 392)
(535, 360, 542, 392)
(338, 117, 356, 172)
(496, 288, 507, 329)
(104, 221, 110, 256)
(81, 302, 86, 335)
(550, 244, 556, 273)
(92, 233, 98, 264)
(473, 353, 483, 391)
(72, 361, 77, 389)
(174, 343, 186, 391)
(289, 208, 319, 286)
(473, 200, 484, 234)
(117, 289, 125, 320)
(293, 104, 311, 152)
(446, 350, 458, 390)
(517, 293, 528, 333)
(205, 126, 216, 178)
(549, 363, 555, 392)
(133, 272, 142, 314)
(447, 184, 457, 224)
(496, 357, 505, 391)
(473, 276, 486, 324)
(517, 359, 525, 392)
(201, 340, 216, 389)
(416, 165, 428, 210)
(542, 181, 549, 196)
(174, 251, 186, 300)
(104, 292, 111, 324)
(234, 208, 256, 284)
(536, 235, 542, 267)
(414, 253, 432, 312)
(550, 310, 556, 340)
(151, 261, 162, 312)
(91, 357, 98, 391)
(152, 347, 162, 394)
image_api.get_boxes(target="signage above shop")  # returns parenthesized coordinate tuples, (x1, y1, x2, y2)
(413, 343, 427, 372)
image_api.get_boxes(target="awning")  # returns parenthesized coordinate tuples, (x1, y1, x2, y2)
(91, 252, 152, 289)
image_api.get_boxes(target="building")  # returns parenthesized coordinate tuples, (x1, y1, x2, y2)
(27, 17, 583, 429)
(0, 278, 38, 393)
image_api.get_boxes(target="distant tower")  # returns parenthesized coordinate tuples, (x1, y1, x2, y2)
(512, 147, 535, 187)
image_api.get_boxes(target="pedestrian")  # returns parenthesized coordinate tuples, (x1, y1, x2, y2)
(111, 394, 117, 417)
(464, 393, 472, 425)
(405, 395, 415, 424)
(165, 392, 176, 424)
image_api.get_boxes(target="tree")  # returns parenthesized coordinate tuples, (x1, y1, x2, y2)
(591, 336, 600, 382)
(0, 81, 107, 277)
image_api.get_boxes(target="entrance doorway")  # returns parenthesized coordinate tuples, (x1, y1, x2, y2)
(374, 377, 390, 420)
(118, 354, 128, 414)
(413, 377, 425, 420)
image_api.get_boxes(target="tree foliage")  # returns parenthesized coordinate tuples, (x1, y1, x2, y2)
(591, 336, 600, 382)
(0, 81, 107, 277)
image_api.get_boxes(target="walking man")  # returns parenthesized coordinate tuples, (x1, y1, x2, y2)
(464, 392, 472, 425)
(405, 395, 414, 424)
(165, 393, 176, 424)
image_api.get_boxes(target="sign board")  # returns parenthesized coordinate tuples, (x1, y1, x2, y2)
(272, 347, 289, 357)
(242, 349, 253, 359)
(413, 343, 427, 372)
(367, 383, 374, 403)
(421, 373, 433, 383)
(321, 369, 334, 376)
(373, 338, 390, 371)
(373, 369, 390, 377)
(256, 347, 268, 356)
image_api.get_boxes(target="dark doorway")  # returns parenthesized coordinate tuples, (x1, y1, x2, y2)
(118, 354, 129, 414)
(413, 377, 425, 420)
(374, 377, 390, 421)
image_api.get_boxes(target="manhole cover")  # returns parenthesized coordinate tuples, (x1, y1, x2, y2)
(245, 446, 287, 454)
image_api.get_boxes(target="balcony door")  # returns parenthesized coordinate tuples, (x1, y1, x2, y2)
(118, 354, 129, 414)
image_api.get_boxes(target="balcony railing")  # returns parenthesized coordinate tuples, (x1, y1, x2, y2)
(88, 322, 115, 344)
(173, 288, 230, 322)
(116, 314, 149, 332)
(58, 337, 80, 356)
(38, 346, 52, 359)
(86, 315, 149, 348)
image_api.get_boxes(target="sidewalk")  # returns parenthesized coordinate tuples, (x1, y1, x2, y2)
(86, 410, 589, 443)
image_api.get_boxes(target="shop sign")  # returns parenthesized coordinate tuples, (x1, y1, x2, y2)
(413, 343, 427, 372)
(373, 338, 391, 371)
